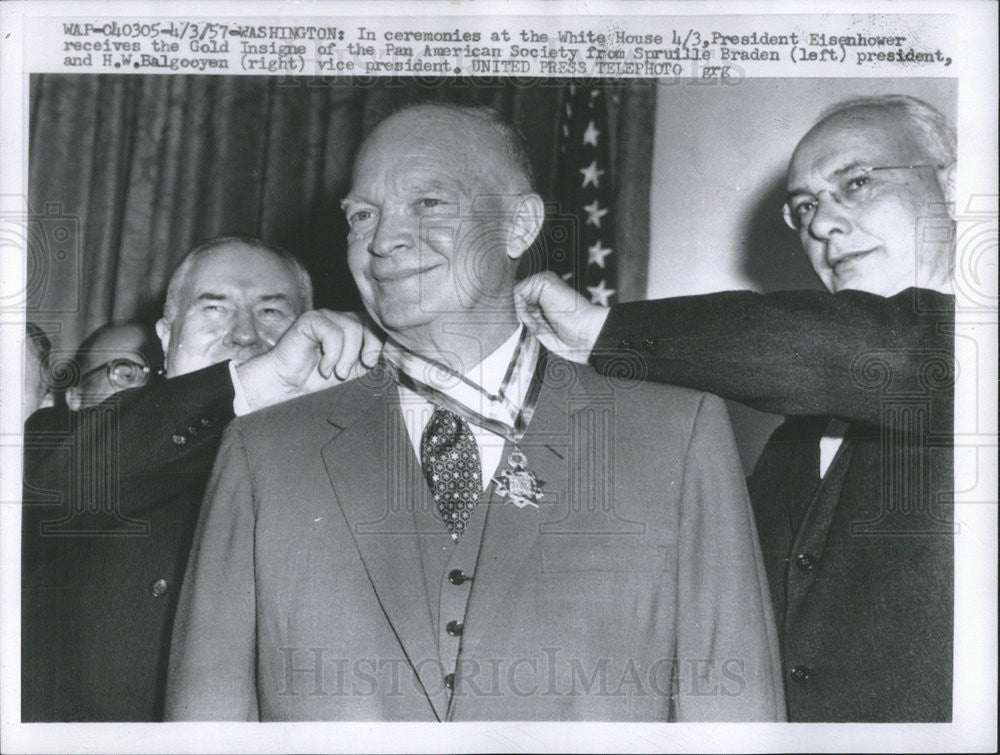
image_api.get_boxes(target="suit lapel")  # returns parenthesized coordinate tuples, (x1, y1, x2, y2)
(320, 386, 446, 720)
(461, 370, 569, 658)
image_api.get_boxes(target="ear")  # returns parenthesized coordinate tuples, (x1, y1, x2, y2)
(155, 317, 171, 370)
(938, 162, 957, 221)
(506, 193, 545, 261)
(66, 387, 81, 411)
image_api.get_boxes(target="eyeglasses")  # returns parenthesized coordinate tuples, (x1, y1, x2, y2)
(782, 164, 938, 231)
(78, 358, 151, 390)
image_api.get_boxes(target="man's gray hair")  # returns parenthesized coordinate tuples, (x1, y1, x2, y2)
(162, 236, 313, 322)
(819, 94, 956, 166)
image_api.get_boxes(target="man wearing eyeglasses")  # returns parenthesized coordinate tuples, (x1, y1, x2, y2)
(64, 322, 163, 410)
(515, 94, 956, 722)
(22, 236, 377, 721)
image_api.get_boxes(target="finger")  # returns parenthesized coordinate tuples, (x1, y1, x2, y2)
(316, 322, 345, 380)
(514, 290, 541, 332)
(515, 289, 550, 335)
(310, 310, 362, 380)
(514, 273, 548, 309)
(360, 327, 383, 367)
(514, 274, 550, 322)
(332, 317, 364, 381)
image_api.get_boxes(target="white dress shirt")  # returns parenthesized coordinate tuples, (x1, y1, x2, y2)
(395, 327, 533, 491)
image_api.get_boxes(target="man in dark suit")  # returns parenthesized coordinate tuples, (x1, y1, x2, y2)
(515, 94, 956, 721)
(22, 236, 377, 721)
(165, 103, 785, 721)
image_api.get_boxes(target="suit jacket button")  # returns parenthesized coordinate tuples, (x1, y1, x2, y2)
(200, 417, 211, 427)
(642, 338, 656, 350)
(789, 665, 811, 683)
(187, 425, 199, 436)
(448, 569, 469, 585)
(444, 673, 455, 690)
(795, 553, 817, 571)
(446, 620, 464, 637)
(149, 578, 169, 598)
(171, 434, 187, 446)
(618, 338, 632, 349)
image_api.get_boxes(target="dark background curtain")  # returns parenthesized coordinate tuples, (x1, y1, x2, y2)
(27, 75, 655, 355)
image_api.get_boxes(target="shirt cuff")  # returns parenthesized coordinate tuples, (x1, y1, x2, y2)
(229, 360, 252, 416)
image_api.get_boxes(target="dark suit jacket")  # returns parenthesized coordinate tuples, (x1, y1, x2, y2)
(166, 357, 785, 721)
(21, 361, 237, 721)
(592, 287, 954, 722)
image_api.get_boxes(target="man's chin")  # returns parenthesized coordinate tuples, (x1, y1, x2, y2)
(370, 305, 435, 336)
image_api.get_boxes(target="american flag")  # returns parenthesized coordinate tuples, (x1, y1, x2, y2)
(549, 85, 617, 307)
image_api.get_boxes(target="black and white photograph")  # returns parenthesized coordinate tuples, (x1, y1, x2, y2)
(1, 2, 996, 753)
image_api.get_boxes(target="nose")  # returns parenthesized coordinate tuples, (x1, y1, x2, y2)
(807, 190, 853, 241)
(225, 307, 262, 348)
(368, 209, 414, 257)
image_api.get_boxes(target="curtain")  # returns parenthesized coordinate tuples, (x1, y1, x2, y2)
(27, 75, 654, 354)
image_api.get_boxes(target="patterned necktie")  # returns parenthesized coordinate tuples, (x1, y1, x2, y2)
(421, 407, 482, 540)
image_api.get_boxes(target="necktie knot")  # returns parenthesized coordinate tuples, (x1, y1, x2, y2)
(421, 407, 482, 540)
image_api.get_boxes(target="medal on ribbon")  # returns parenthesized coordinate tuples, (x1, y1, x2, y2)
(385, 328, 548, 511)
(492, 448, 544, 508)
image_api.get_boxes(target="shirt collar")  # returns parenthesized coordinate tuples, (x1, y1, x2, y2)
(383, 326, 541, 439)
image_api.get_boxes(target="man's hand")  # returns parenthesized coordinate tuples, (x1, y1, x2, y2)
(236, 310, 382, 412)
(514, 272, 610, 364)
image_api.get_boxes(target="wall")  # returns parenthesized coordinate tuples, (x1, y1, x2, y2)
(647, 77, 957, 298)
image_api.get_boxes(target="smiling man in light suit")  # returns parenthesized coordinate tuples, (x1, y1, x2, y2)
(165, 103, 784, 721)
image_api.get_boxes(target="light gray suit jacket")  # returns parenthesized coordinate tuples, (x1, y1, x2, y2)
(165, 356, 784, 721)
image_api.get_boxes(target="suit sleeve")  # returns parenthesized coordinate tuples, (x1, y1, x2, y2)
(164, 420, 259, 721)
(22, 361, 237, 564)
(674, 392, 785, 721)
(592, 288, 954, 430)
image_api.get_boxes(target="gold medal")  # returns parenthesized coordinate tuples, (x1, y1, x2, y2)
(492, 448, 544, 509)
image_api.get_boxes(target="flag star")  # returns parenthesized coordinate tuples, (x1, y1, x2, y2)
(565, 102, 572, 117)
(579, 160, 604, 189)
(583, 199, 609, 228)
(586, 279, 616, 306)
(590, 89, 600, 99)
(587, 240, 613, 268)
(582, 120, 600, 147)
(562, 123, 569, 138)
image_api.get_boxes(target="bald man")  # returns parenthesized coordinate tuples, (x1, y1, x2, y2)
(65, 322, 163, 410)
(517, 94, 955, 722)
(166, 104, 783, 722)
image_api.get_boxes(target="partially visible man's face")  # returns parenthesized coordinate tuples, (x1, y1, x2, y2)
(342, 109, 519, 347)
(156, 243, 303, 378)
(22, 342, 51, 418)
(786, 108, 953, 296)
(68, 324, 156, 409)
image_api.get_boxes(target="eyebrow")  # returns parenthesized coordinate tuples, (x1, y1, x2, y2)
(194, 292, 293, 304)
(786, 160, 868, 200)
(340, 178, 462, 208)
(257, 294, 293, 304)
(195, 292, 229, 303)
